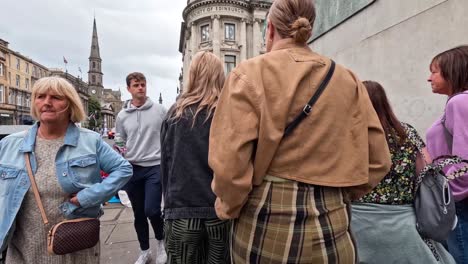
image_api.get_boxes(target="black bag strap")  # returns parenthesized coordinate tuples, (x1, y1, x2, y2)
(283, 60, 336, 138)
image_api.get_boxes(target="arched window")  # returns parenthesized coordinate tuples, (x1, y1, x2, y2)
(93, 62, 96, 69)
(92, 75, 96, 83)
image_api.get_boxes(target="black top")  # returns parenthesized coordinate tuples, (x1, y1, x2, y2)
(160, 105, 217, 219)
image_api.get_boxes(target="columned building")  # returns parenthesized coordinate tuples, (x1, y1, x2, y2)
(100, 103, 114, 132)
(178, 0, 272, 91)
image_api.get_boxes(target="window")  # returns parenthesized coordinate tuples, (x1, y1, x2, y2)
(26, 63, 29, 73)
(17, 92, 22, 106)
(93, 61, 96, 69)
(0, 85, 4, 103)
(16, 58, 20, 70)
(32, 66, 37, 77)
(225, 23, 236, 41)
(224, 55, 236, 75)
(9, 90, 14, 104)
(16, 75, 20, 88)
(26, 95, 30, 107)
(0, 63, 3, 77)
(25, 78, 29, 89)
(201, 25, 210, 42)
(92, 75, 96, 83)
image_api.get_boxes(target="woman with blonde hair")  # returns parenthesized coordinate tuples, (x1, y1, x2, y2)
(160, 51, 229, 263)
(208, 0, 391, 262)
(0, 76, 132, 263)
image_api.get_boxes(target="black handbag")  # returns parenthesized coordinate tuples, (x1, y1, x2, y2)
(413, 146, 468, 242)
(414, 156, 456, 242)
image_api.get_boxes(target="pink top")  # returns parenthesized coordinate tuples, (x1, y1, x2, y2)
(426, 92, 468, 201)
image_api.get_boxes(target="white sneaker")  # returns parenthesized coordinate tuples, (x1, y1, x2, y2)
(135, 249, 152, 264)
(155, 240, 167, 264)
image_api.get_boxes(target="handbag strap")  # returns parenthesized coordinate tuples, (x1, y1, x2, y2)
(24, 153, 49, 224)
(283, 60, 336, 138)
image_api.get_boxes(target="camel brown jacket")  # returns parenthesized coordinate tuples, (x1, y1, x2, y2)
(209, 39, 391, 219)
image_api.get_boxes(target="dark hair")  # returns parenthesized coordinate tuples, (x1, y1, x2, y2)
(126, 72, 146, 87)
(431, 45, 468, 94)
(269, 0, 316, 44)
(363, 80, 406, 143)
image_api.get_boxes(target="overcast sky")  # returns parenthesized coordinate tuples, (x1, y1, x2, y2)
(0, 0, 187, 109)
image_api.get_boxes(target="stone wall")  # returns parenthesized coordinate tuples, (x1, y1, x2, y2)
(310, 0, 465, 136)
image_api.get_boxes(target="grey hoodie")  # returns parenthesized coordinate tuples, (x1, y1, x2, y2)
(116, 97, 167, 166)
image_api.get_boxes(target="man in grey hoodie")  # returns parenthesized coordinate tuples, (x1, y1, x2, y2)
(116, 72, 167, 264)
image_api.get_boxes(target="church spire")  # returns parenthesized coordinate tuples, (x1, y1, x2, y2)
(89, 18, 101, 59)
(88, 17, 104, 99)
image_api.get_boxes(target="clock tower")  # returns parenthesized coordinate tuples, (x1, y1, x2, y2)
(88, 18, 104, 100)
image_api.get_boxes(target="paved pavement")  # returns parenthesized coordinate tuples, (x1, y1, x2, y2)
(100, 136, 162, 264)
(100, 203, 161, 264)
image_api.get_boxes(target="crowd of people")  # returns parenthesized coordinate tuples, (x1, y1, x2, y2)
(1, 0, 468, 263)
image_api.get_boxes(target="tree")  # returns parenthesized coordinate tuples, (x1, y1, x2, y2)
(88, 96, 102, 131)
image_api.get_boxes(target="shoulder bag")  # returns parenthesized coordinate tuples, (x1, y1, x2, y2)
(25, 153, 100, 255)
(413, 144, 468, 242)
(283, 60, 335, 137)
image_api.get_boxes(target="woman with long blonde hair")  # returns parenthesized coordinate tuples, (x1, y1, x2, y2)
(160, 51, 229, 263)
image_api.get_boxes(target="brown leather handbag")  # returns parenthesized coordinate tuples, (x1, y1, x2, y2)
(25, 153, 100, 255)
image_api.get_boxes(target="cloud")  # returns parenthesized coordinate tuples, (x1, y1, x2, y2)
(0, 0, 186, 108)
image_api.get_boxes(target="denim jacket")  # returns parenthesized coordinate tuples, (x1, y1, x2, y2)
(0, 122, 132, 250)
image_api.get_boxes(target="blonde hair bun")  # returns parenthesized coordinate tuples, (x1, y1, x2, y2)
(290, 17, 312, 43)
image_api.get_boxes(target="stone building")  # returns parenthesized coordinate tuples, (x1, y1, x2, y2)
(100, 103, 115, 132)
(310, 0, 468, 135)
(178, 0, 272, 91)
(49, 68, 90, 116)
(102, 88, 123, 116)
(0, 39, 49, 125)
(86, 18, 124, 131)
(88, 18, 104, 100)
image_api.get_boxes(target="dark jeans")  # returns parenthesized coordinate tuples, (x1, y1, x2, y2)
(448, 199, 468, 264)
(124, 164, 164, 250)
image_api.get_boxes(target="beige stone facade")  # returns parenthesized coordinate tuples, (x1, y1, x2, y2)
(178, 0, 272, 92)
(310, 0, 468, 135)
(101, 103, 115, 131)
(49, 69, 90, 117)
(0, 39, 48, 125)
(102, 88, 122, 115)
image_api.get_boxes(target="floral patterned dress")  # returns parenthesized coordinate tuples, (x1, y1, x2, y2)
(359, 123, 425, 204)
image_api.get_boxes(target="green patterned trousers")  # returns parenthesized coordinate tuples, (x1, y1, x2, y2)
(164, 218, 231, 264)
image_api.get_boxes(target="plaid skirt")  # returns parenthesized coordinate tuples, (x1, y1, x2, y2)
(232, 179, 356, 264)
